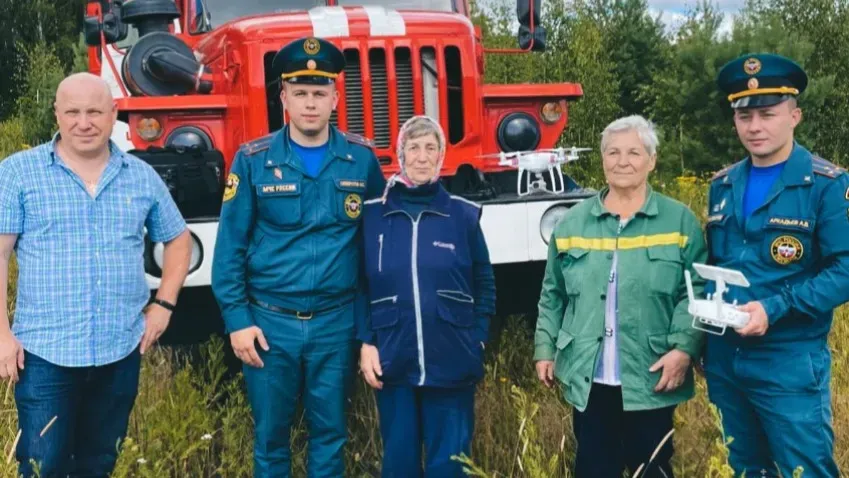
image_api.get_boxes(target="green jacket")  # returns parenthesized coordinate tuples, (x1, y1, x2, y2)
(534, 187, 707, 412)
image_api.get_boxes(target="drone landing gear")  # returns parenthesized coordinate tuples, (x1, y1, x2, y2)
(517, 165, 566, 197)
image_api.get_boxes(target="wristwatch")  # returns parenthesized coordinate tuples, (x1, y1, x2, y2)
(150, 298, 177, 312)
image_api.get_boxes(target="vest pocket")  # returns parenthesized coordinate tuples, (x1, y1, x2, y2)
(433, 294, 481, 383)
(436, 290, 475, 327)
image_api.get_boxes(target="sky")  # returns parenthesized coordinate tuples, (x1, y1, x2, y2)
(647, 0, 745, 36)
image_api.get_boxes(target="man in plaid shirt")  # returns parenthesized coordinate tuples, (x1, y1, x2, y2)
(0, 73, 191, 477)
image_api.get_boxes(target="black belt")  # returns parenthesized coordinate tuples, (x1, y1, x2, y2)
(248, 297, 352, 320)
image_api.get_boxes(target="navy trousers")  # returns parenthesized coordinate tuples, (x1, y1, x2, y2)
(572, 383, 675, 478)
(377, 385, 475, 478)
(15, 348, 141, 478)
(705, 340, 838, 477)
(242, 302, 354, 478)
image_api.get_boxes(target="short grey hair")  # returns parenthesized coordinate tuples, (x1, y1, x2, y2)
(600, 115, 659, 156)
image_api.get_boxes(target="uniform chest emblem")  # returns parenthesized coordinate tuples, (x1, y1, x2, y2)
(274, 168, 283, 180)
(344, 193, 362, 219)
(223, 173, 240, 202)
(770, 235, 803, 265)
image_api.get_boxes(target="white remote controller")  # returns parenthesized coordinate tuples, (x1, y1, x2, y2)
(685, 264, 752, 335)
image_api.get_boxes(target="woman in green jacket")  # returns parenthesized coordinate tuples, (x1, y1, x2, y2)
(534, 115, 707, 478)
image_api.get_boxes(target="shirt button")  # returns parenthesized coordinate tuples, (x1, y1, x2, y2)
(600, 294, 606, 300)
(597, 337, 603, 342)
(584, 377, 590, 383)
(607, 253, 613, 259)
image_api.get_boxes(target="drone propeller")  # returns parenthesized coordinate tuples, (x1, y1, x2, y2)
(537, 146, 592, 155)
(476, 151, 523, 159)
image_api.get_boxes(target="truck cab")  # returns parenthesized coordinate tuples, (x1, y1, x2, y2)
(84, 0, 594, 343)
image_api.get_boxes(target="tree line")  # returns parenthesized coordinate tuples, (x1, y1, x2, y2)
(3, 0, 849, 180)
(475, 0, 849, 184)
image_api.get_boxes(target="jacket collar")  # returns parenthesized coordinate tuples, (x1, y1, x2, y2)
(383, 182, 452, 217)
(591, 184, 658, 218)
(263, 124, 354, 168)
(722, 141, 814, 188)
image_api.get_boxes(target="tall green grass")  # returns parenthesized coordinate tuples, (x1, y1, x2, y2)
(0, 178, 844, 477)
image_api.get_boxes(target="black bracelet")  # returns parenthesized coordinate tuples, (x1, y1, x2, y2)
(151, 298, 176, 312)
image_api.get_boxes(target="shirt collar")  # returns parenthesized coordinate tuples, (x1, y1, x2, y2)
(48, 132, 129, 167)
(591, 184, 658, 217)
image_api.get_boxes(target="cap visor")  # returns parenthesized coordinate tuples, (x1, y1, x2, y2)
(731, 94, 793, 109)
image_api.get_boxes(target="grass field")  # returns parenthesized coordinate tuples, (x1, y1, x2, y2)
(0, 178, 845, 477)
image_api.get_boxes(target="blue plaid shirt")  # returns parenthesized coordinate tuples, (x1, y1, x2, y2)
(0, 136, 186, 367)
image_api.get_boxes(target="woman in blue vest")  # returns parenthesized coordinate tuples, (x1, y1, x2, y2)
(357, 115, 496, 477)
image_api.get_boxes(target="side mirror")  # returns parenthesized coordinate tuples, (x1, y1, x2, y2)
(84, 0, 129, 46)
(516, 0, 545, 52)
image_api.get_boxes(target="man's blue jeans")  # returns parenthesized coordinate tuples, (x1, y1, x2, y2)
(14, 348, 141, 478)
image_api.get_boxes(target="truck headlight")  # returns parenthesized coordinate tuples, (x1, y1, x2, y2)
(147, 231, 204, 277)
(497, 112, 540, 152)
(540, 204, 569, 244)
(540, 102, 563, 124)
(165, 126, 212, 152)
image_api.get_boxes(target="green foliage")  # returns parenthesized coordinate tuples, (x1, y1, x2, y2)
(0, 119, 28, 159)
(14, 43, 66, 145)
(0, 0, 82, 121)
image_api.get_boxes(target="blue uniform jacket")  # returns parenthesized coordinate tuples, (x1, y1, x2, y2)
(358, 183, 496, 388)
(211, 126, 385, 333)
(706, 143, 849, 348)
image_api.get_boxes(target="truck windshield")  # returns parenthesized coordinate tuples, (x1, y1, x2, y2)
(191, 0, 328, 33)
(335, 0, 453, 11)
(190, 0, 454, 33)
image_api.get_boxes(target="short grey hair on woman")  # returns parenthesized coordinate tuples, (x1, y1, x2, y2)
(600, 115, 659, 157)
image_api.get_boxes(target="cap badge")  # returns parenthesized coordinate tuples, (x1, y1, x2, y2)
(744, 57, 762, 75)
(307, 59, 317, 70)
(748, 77, 759, 90)
(304, 38, 320, 55)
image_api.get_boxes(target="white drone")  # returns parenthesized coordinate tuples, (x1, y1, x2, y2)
(479, 146, 591, 197)
(685, 263, 751, 335)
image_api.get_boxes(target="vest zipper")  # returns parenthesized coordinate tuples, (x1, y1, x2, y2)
(411, 215, 426, 386)
(378, 233, 384, 272)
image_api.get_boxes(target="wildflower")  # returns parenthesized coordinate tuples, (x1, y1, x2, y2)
(137, 458, 147, 465)
(499, 377, 507, 383)
(201, 433, 213, 441)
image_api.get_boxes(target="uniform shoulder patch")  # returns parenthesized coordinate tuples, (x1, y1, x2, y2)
(812, 155, 846, 179)
(342, 132, 376, 149)
(240, 134, 274, 156)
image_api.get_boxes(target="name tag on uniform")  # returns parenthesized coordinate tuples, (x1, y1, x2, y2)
(257, 183, 299, 196)
(766, 216, 813, 232)
(336, 179, 366, 190)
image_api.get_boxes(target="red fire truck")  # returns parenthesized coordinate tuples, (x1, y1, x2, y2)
(83, 0, 594, 343)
